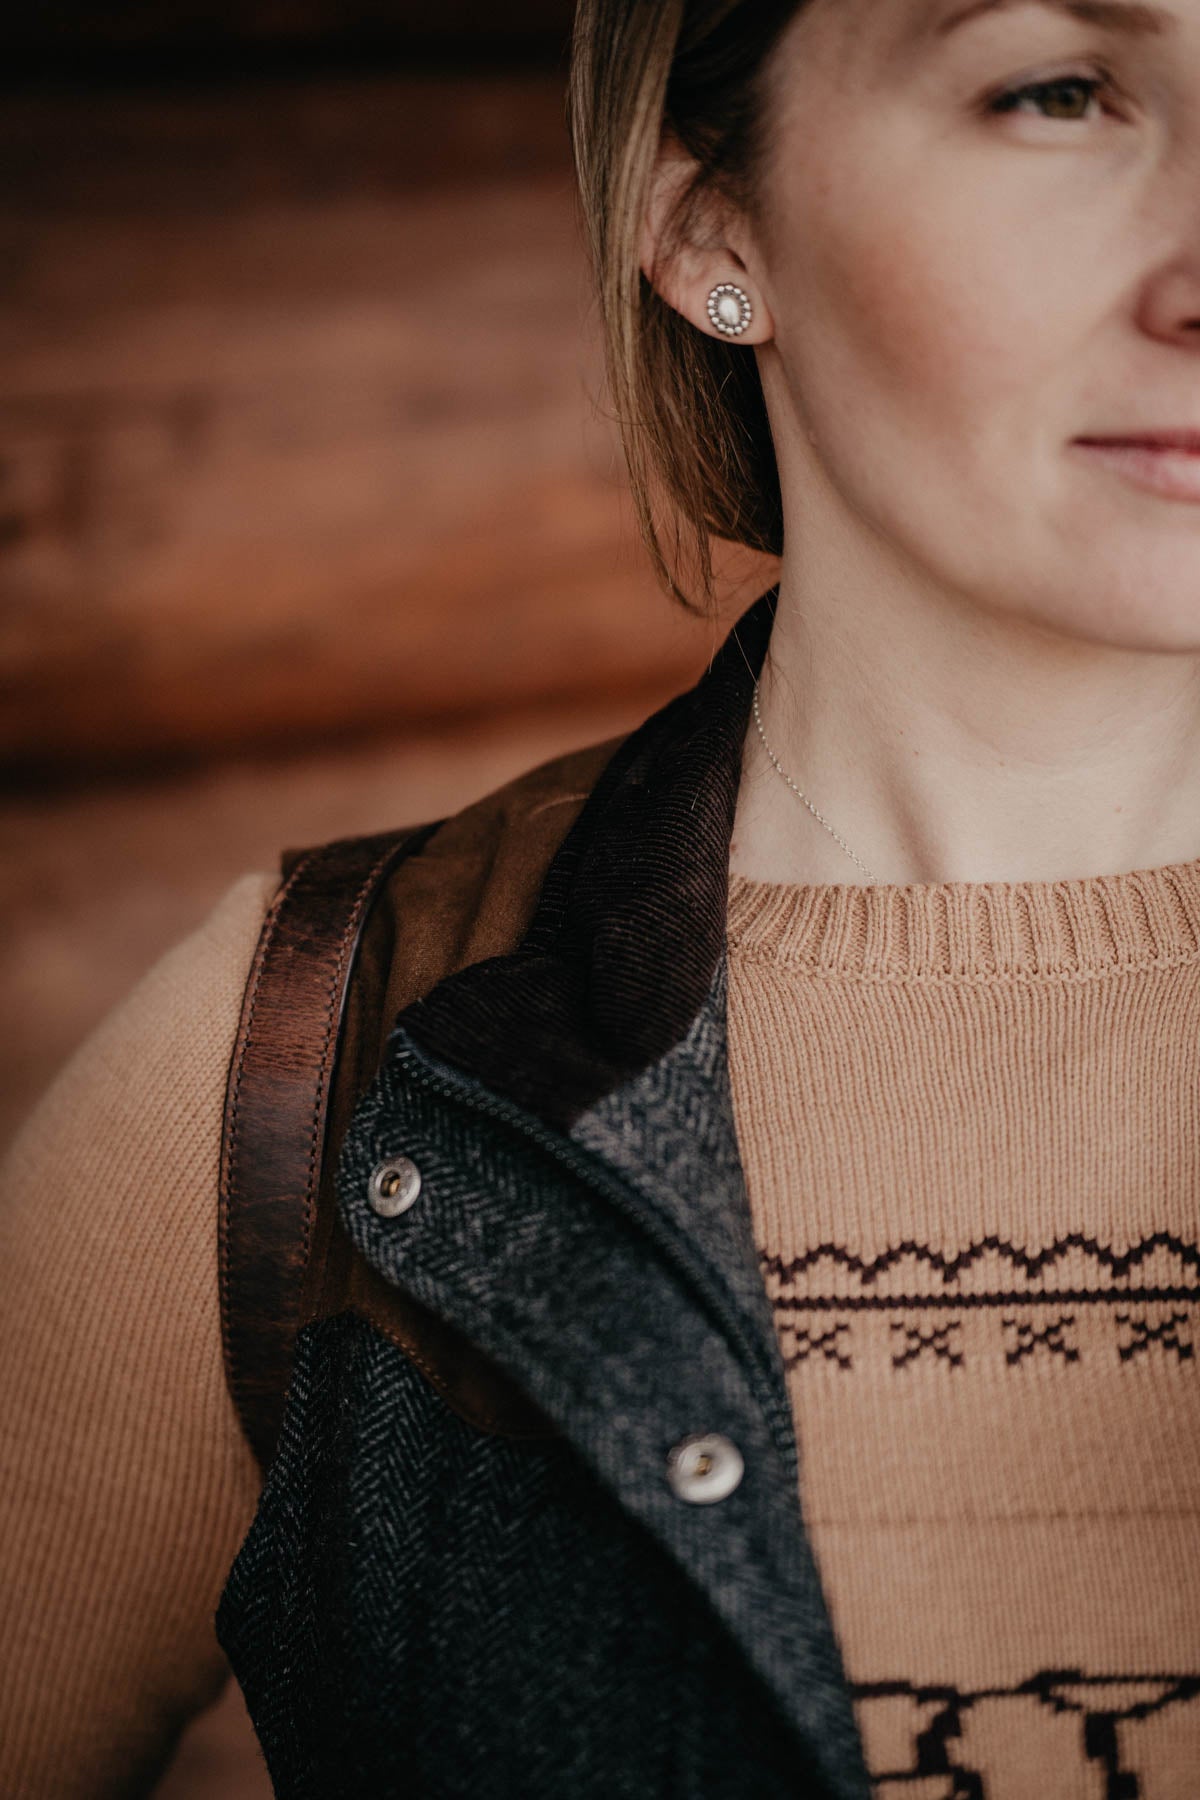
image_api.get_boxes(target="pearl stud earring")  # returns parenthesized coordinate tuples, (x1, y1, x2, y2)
(706, 282, 753, 338)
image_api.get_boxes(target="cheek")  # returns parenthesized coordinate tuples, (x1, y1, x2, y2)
(759, 167, 1093, 597)
(768, 157, 1083, 461)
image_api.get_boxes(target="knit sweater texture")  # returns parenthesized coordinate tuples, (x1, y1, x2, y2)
(1, 856, 1198, 1794)
(726, 858, 1200, 1791)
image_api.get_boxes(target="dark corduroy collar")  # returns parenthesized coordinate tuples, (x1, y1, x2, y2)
(397, 584, 779, 1128)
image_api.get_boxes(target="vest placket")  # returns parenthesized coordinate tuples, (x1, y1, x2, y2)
(336, 973, 871, 1800)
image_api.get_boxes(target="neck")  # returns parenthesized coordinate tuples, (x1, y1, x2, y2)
(731, 563, 1200, 891)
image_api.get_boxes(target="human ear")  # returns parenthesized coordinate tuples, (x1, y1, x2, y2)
(638, 137, 775, 347)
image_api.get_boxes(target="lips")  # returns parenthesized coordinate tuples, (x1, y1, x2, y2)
(1075, 432, 1200, 453)
(1069, 436, 1200, 503)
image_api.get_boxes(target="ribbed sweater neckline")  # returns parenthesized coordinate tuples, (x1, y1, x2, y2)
(726, 856, 1200, 979)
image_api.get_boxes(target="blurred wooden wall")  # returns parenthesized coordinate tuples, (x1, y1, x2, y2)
(2, 0, 574, 68)
(0, 59, 766, 778)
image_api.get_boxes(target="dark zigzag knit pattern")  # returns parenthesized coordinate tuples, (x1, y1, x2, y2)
(757, 1232, 1200, 1285)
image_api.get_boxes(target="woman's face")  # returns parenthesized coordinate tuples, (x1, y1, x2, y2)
(746, 0, 1200, 651)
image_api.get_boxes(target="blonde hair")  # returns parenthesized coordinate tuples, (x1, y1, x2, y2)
(567, 0, 801, 612)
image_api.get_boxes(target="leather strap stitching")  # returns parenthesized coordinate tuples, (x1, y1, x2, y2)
(218, 824, 438, 1472)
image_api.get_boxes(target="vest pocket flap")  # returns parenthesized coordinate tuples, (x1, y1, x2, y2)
(344, 1249, 559, 1441)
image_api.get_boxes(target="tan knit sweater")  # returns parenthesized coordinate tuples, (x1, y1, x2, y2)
(726, 861, 1200, 1794)
(2, 859, 1198, 1795)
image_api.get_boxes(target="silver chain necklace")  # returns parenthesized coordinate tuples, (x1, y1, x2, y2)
(751, 678, 882, 885)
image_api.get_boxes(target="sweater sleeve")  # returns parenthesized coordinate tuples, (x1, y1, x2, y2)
(0, 871, 279, 1798)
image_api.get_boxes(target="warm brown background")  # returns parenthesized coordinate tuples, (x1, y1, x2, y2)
(1, 6, 771, 1792)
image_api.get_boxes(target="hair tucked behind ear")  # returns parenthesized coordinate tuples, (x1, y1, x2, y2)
(567, 0, 802, 613)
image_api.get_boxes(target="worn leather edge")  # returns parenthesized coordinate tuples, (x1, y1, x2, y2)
(217, 822, 442, 1475)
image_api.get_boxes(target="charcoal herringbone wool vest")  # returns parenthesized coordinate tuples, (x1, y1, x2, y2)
(214, 588, 874, 1799)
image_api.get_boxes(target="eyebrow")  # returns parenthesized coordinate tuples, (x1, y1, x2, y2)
(936, 0, 1175, 37)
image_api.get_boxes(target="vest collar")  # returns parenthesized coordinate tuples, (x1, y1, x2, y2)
(394, 582, 779, 1128)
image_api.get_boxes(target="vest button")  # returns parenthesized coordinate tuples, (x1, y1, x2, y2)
(368, 1155, 422, 1217)
(665, 1432, 744, 1504)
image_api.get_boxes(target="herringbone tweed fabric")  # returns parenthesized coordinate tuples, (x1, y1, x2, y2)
(216, 946, 867, 1797)
(217, 1310, 823, 1798)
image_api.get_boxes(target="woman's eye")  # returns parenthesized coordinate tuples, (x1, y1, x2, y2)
(986, 71, 1115, 123)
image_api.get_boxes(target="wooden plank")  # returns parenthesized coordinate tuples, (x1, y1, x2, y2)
(0, 1, 573, 61)
(0, 72, 774, 774)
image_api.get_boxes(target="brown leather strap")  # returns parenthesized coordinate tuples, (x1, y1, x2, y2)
(219, 821, 442, 1474)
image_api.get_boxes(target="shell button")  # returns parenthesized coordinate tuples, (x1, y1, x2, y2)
(367, 1155, 422, 1218)
(665, 1432, 744, 1504)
